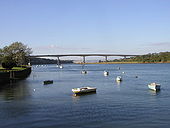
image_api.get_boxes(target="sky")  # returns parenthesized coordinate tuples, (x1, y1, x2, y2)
(0, 0, 170, 57)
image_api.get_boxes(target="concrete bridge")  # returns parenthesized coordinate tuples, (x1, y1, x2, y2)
(29, 53, 139, 65)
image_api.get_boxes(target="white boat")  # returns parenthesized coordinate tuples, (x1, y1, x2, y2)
(59, 65, 63, 69)
(81, 70, 87, 74)
(148, 83, 161, 91)
(72, 87, 97, 94)
(104, 71, 109, 76)
(116, 76, 122, 81)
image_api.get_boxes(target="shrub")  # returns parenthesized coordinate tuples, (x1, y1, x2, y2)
(1, 56, 17, 69)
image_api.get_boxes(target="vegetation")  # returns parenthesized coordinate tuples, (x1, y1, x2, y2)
(30, 58, 73, 65)
(1, 56, 17, 69)
(107, 52, 170, 63)
(0, 48, 3, 62)
(0, 66, 27, 72)
(0, 42, 32, 69)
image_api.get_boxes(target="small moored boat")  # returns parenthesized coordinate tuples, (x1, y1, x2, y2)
(72, 87, 97, 94)
(59, 65, 63, 69)
(43, 80, 53, 85)
(148, 83, 161, 91)
(104, 71, 109, 76)
(116, 76, 122, 81)
(81, 70, 87, 74)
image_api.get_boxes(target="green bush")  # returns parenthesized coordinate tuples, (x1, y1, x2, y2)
(1, 56, 17, 69)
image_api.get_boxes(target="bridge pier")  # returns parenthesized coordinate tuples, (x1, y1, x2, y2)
(105, 56, 108, 62)
(57, 57, 60, 66)
(82, 56, 86, 63)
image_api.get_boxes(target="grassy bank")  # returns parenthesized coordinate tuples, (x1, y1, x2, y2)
(0, 66, 28, 72)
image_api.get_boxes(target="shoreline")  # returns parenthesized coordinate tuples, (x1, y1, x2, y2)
(0, 66, 31, 85)
(75, 61, 170, 64)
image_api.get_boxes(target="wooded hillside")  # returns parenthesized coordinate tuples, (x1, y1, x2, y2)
(111, 52, 170, 63)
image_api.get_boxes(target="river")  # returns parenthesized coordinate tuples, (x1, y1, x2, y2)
(0, 63, 170, 128)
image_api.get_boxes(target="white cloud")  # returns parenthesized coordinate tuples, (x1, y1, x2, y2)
(32, 44, 94, 54)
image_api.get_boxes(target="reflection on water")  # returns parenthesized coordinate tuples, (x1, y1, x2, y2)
(0, 81, 30, 101)
(0, 81, 31, 121)
(72, 92, 97, 104)
(116, 81, 121, 85)
(114, 81, 122, 91)
(72, 94, 80, 103)
(149, 89, 161, 96)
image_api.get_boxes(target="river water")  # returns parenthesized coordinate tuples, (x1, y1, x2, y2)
(0, 63, 170, 128)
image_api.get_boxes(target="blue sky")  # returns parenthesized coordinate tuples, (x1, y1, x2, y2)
(0, 0, 170, 56)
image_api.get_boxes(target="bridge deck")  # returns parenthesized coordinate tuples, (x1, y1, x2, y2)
(30, 54, 139, 58)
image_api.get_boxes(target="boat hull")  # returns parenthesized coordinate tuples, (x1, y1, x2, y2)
(148, 84, 160, 91)
(43, 80, 53, 85)
(116, 76, 122, 81)
(72, 87, 96, 94)
(104, 71, 109, 76)
(81, 70, 87, 74)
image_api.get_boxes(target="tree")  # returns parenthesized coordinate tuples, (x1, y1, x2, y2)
(1, 56, 16, 69)
(1, 42, 32, 66)
(0, 48, 3, 64)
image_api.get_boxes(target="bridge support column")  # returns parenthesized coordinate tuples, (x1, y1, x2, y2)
(105, 56, 108, 62)
(82, 56, 86, 64)
(57, 57, 60, 66)
(124, 56, 127, 59)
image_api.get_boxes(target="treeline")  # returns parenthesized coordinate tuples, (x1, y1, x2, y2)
(30, 58, 73, 65)
(109, 52, 170, 63)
